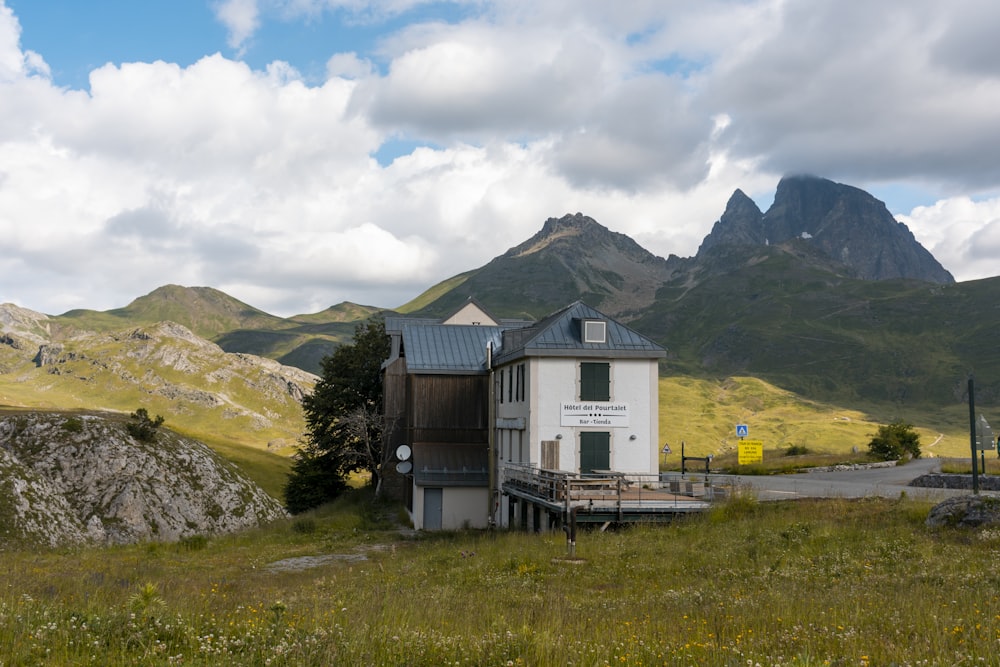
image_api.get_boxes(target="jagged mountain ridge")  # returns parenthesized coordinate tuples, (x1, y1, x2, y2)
(698, 175, 954, 284)
(406, 177, 953, 321)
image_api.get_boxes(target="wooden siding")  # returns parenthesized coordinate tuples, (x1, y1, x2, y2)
(407, 374, 489, 445)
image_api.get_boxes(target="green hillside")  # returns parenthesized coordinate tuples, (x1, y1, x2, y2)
(53, 288, 385, 376)
(56, 285, 290, 338)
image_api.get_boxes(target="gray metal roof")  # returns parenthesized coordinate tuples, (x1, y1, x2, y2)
(492, 301, 666, 365)
(401, 323, 504, 374)
(391, 301, 664, 372)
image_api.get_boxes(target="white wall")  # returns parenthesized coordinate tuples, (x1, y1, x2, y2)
(527, 357, 659, 474)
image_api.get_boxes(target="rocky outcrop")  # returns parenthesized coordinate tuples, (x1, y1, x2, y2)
(0, 412, 287, 548)
(925, 495, 1000, 529)
(696, 189, 765, 254)
(0, 303, 52, 345)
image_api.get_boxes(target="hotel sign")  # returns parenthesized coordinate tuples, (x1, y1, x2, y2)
(560, 402, 629, 427)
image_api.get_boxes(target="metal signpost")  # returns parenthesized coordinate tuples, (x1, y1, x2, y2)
(969, 376, 979, 494)
(680, 441, 711, 475)
(977, 414, 994, 474)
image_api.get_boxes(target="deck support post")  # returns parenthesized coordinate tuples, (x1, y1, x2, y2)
(564, 507, 578, 557)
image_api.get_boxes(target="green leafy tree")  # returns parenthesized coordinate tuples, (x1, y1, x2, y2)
(867, 421, 921, 461)
(284, 319, 389, 513)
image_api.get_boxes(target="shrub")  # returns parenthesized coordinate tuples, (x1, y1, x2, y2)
(785, 444, 810, 456)
(126, 407, 165, 442)
(867, 421, 921, 461)
(61, 417, 83, 433)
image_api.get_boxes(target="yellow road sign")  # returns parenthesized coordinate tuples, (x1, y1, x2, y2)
(738, 440, 764, 465)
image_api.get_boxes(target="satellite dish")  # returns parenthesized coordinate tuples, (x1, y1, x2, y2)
(395, 444, 412, 461)
(395, 460, 413, 474)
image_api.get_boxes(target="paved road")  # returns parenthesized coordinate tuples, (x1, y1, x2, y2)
(717, 458, 979, 501)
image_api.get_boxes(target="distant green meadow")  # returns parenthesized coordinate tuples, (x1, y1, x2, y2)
(2, 490, 999, 665)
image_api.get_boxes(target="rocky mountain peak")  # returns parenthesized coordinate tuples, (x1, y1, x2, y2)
(508, 212, 659, 264)
(511, 213, 606, 257)
(698, 175, 954, 284)
(697, 189, 765, 254)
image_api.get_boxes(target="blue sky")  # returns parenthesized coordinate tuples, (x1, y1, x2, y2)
(1, 0, 1000, 316)
(8, 1, 461, 87)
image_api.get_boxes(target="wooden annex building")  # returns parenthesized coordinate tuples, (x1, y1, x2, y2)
(382, 299, 703, 531)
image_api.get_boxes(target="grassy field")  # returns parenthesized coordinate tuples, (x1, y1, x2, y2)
(2, 489, 1000, 665)
(658, 375, 977, 463)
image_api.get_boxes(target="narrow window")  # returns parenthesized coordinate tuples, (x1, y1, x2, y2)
(580, 362, 610, 401)
(508, 366, 513, 403)
(499, 369, 504, 404)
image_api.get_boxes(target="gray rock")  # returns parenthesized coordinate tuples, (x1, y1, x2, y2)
(925, 495, 1000, 529)
(0, 412, 287, 548)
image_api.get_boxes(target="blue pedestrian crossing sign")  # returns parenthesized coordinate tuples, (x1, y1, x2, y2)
(736, 424, 749, 438)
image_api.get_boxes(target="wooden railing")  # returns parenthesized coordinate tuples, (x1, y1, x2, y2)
(501, 463, 716, 513)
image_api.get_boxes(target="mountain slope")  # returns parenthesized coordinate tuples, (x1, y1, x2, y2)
(54, 287, 382, 375)
(407, 212, 675, 319)
(56, 285, 290, 339)
(0, 309, 316, 455)
(633, 248, 992, 407)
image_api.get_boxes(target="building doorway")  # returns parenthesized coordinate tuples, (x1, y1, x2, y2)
(423, 488, 443, 529)
(580, 432, 610, 473)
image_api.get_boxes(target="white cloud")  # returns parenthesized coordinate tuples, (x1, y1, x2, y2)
(0, 1, 47, 81)
(326, 52, 373, 79)
(704, 0, 1000, 189)
(357, 22, 614, 139)
(898, 197, 1000, 282)
(215, 0, 261, 52)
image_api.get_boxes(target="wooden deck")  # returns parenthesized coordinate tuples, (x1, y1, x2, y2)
(501, 464, 713, 523)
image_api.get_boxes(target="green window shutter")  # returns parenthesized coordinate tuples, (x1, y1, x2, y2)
(580, 362, 610, 401)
